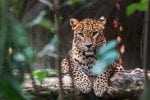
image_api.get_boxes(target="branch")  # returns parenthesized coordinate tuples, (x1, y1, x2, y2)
(23, 68, 146, 99)
(53, 0, 64, 99)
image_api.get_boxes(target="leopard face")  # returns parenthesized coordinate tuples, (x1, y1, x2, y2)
(70, 17, 106, 56)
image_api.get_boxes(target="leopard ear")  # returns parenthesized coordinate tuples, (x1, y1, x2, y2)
(70, 18, 79, 28)
(99, 16, 106, 25)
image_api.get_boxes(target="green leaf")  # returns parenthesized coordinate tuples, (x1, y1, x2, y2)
(92, 50, 118, 75)
(126, 3, 138, 16)
(98, 40, 117, 58)
(137, 0, 148, 11)
(126, 0, 148, 16)
(92, 40, 118, 75)
(101, 50, 118, 64)
(92, 61, 107, 75)
(32, 69, 48, 84)
(12, 29, 28, 48)
(11, 18, 28, 48)
(0, 74, 28, 100)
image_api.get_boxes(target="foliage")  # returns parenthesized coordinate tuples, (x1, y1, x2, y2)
(0, 0, 35, 99)
(32, 69, 58, 85)
(126, 0, 148, 16)
(32, 69, 48, 85)
(92, 40, 118, 75)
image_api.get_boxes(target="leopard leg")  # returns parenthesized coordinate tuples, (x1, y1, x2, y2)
(61, 58, 70, 74)
(113, 63, 124, 72)
(93, 63, 124, 97)
(93, 74, 108, 97)
(61, 56, 92, 93)
(93, 66, 114, 97)
(72, 68, 92, 93)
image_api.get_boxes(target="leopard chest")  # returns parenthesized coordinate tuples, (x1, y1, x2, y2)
(72, 49, 96, 76)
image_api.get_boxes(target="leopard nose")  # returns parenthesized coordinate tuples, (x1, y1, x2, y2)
(85, 44, 92, 48)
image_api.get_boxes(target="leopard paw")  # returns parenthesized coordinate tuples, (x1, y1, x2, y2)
(93, 77, 108, 97)
(74, 79, 92, 93)
(73, 69, 92, 93)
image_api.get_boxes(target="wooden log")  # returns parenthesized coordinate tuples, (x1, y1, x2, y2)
(22, 68, 147, 99)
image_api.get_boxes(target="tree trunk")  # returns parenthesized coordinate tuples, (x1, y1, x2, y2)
(23, 68, 146, 100)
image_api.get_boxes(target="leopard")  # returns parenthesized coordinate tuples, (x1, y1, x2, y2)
(61, 17, 124, 97)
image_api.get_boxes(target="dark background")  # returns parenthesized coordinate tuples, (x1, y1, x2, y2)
(23, 0, 145, 69)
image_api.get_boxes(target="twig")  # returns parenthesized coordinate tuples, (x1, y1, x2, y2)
(0, 0, 8, 74)
(67, 55, 76, 100)
(143, 0, 149, 77)
(26, 63, 38, 90)
(39, 0, 53, 10)
(53, 0, 64, 100)
(142, 0, 150, 99)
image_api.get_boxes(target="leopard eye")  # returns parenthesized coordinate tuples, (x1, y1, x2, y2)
(92, 31, 99, 37)
(78, 33, 84, 37)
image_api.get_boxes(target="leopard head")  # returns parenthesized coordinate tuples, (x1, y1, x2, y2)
(70, 17, 106, 55)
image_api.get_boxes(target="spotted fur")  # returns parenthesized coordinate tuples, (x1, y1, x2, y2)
(61, 17, 124, 97)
